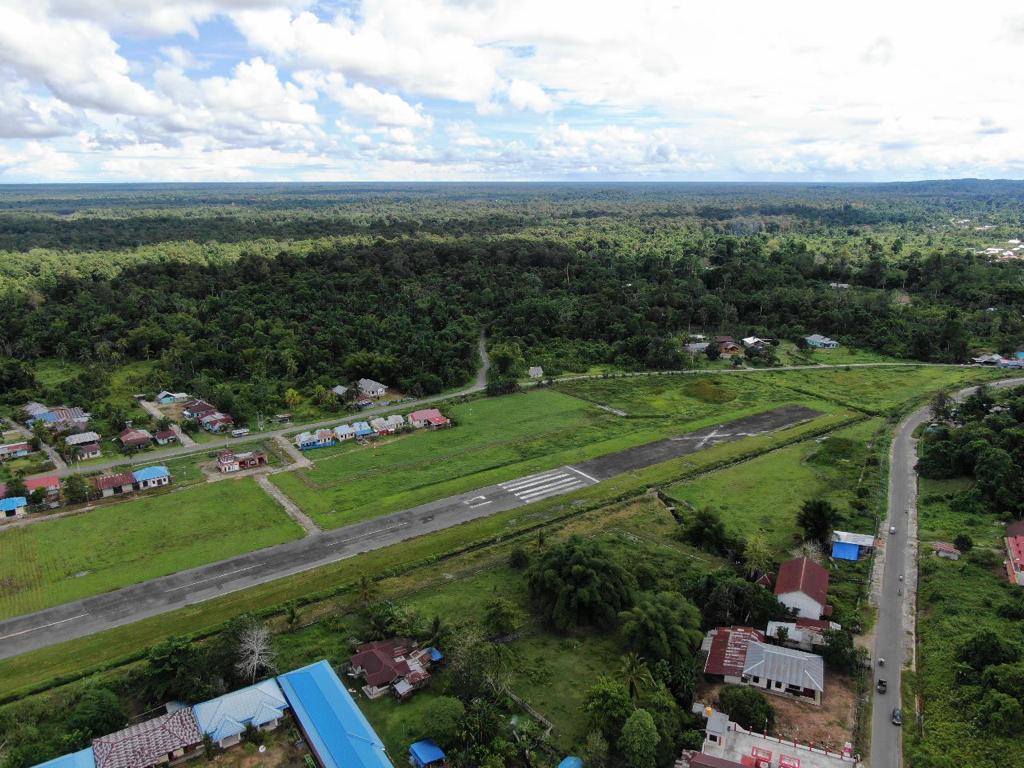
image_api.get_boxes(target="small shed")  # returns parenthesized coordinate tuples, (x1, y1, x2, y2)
(831, 531, 876, 561)
(409, 740, 446, 768)
(528, 366, 544, 379)
(931, 541, 962, 561)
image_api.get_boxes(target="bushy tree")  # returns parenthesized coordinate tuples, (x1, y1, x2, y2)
(408, 696, 465, 748)
(678, 506, 739, 557)
(527, 537, 635, 630)
(584, 677, 634, 743)
(619, 708, 659, 768)
(718, 685, 775, 732)
(957, 629, 1020, 675)
(619, 591, 702, 666)
(797, 499, 840, 547)
(67, 687, 125, 739)
(481, 598, 521, 639)
(975, 690, 1023, 733)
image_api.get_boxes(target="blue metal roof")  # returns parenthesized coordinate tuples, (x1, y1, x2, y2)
(832, 541, 861, 561)
(192, 679, 289, 744)
(33, 748, 95, 768)
(558, 758, 584, 768)
(0, 496, 27, 512)
(132, 466, 169, 482)
(409, 740, 446, 767)
(277, 660, 393, 768)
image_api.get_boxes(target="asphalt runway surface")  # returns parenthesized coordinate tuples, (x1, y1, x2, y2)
(0, 404, 819, 660)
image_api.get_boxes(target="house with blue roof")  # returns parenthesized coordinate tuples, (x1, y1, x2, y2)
(334, 424, 356, 441)
(0, 496, 28, 518)
(277, 660, 394, 768)
(353, 421, 375, 439)
(132, 465, 171, 490)
(33, 748, 95, 768)
(192, 678, 289, 749)
(409, 740, 446, 768)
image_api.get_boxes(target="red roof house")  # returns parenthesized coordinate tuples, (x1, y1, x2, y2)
(94, 472, 135, 497)
(703, 626, 765, 680)
(775, 558, 831, 619)
(408, 408, 451, 429)
(153, 429, 178, 445)
(1006, 530, 1024, 586)
(349, 638, 436, 699)
(118, 427, 153, 449)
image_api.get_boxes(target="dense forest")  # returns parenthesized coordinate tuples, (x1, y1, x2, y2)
(1, 182, 1023, 423)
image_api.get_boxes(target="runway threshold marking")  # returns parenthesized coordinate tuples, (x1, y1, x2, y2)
(0, 613, 88, 640)
(566, 465, 599, 483)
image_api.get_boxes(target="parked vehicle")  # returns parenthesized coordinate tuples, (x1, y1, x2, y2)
(877, 679, 887, 694)
(231, 428, 250, 438)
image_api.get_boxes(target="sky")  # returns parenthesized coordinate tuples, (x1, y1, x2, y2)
(1, 0, 1023, 183)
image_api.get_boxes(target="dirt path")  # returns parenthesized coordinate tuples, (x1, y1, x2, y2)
(274, 435, 312, 468)
(138, 400, 196, 447)
(255, 473, 320, 535)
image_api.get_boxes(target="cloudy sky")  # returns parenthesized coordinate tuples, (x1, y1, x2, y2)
(1, 0, 1023, 182)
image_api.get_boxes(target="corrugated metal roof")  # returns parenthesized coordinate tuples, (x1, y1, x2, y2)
(277, 660, 394, 768)
(703, 626, 764, 677)
(192, 679, 288, 744)
(33, 748, 96, 768)
(132, 466, 169, 482)
(0, 497, 27, 512)
(742, 642, 824, 692)
(832, 531, 876, 548)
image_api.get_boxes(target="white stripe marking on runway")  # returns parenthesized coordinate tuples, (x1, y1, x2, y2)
(164, 564, 260, 592)
(500, 471, 569, 492)
(327, 521, 410, 547)
(0, 613, 88, 640)
(566, 465, 599, 483)
(517, 477, 584, 502)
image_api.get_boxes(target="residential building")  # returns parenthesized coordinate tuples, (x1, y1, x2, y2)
(331, 384, 349, 398)
(118, 427, 153, 450)
(741, 641, 824, 704)
(155, 391, 189, 404)
(686, 342, 710, 355)
(714, 336, 742, 355)
(65, 431, 101, 447)
(334, 424, 356, 441)
(384, 414, 405, 431)
(370, 417, 390, 435)
(528, 366, 544, 379)
(295, 430, 335, 450)
(775, 557, 832, 619)
(94, 472, 135, 498)
(349, 638, 439, 700)
(91, 709, 202, 768)
(74, 443, 101, 460)
(741, 336, 770, 350)
(1005, 520, 1024, 586)
(972, 353, 1005, 365)
(0, 496, 28, 518)
(217, 450, 267, 473)
(34, 748, 96, 768)
(931, 541, 962, 561)
(765, 618, 839, 652)
(702, 626, 765, 683)
(357, 378, 389, 398)
(199, 412, 234, 433)
(408, 409, 451, 429)
(0, 441, 32, 461)
(132, 466, 171, 490)
(22, 475, 61, 499)
(153, 430, 178, 446)
(192, 678, 289, 749)
(182, 399, 217, 419)
(805, 334, 839, 349)
(353, 421, 376, 438)
(277, 659, 395, 768)
(830, 531, 875, 561)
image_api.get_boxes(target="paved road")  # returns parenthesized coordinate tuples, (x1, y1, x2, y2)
(0, 404, 817, 660)
(870, 377, 1023, 768)
(21, 360, 947, 484)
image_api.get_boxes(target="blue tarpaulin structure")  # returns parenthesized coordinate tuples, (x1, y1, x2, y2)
(832, 541, 861, 561)
(409, 740, 446, 767)
(34, 749, 95, 768)
(558, 759, 584, 768)
(278, 660, 394, 768)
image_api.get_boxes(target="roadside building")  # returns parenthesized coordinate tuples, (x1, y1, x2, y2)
(775, 557, 832, 619)
(0, 496, 28, 518)
(118, 427, 153, 450)
(384, 414, 405, 431)
(353, 421, 376, 439)
(369, 417, 390, 435)
(74, 443, 101, 460)
(91, 709, 202, 768)
(65, 431, 102, 448)
(830, 531, 875, 561)
(702, 626, 764, 683)
(217, 450, 267, 473)
(357, 378, 389, 398)
(156, 391, 189, 404)
(132, 466, 171, 490)
(0, 441, 32, 461)
(741, 336, 770, 350)
(333, 424, 356, 441)
(741, 642, 824, 704)
(153, 429, 178, 446)
(192, 678, 289, 750)
(714, 336, 743, 355)
(277, 659, 394, 768)
(931, 541, 962, 560)
(805, 334, 839, 349)
(182, 399, 217, 419)
(199, 412, 234, 433)
(765, 618, 839, 652)
(295, 431, 319, 450)
(94, 472, 135, 498)
(408, 409, 451, 429)
(23, 475, 61, 500)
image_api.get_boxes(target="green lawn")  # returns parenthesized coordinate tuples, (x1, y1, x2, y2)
(0, 478, 303, 619)
(273, 382, 836, 529)
(907, 476, 1021, 768)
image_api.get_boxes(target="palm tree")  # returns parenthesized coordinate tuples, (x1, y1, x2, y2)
(356, 575, 379, 608)
(425, 615, 451, 648)
(619, 652, 655, 700)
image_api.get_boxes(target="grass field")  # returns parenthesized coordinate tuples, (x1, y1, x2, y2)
(0, 478, 303, 619)
(272, 380, 833, 529)
(906, 476, 1021, 768)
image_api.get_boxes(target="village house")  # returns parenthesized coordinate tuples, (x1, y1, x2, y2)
(348, 638, 441, 700)
(191, 678, 289, 750)
(714, 336, 743, 356)
(357, 378, 389, 398)
(972, 353, 1005, 365)
(702, 626, 765, 684)
(830, 530, 875, 561)
(702, 627, 825, 704)
(334, 424, 356, 441)
(295, 430, 336, 450)
(1005, 520, 1024, 586)
(133, 466, 171, 490)
(0, 476, 61, 502)
(384, 414, 405, 431)
(0, 496, 28, 518)
(353, 421, 376, 439)
(118, 427, 153, 450)
(741, 336, 771, 350)
(91, 709, 203, 768)
(931, 541, 962, 561)
(74, 442, 101, 461)
(155, 391, 189, 404)
(775, 557, 832, 619)
(94, 472, 135, 498)
(331, 384, 349, 398)
(65, 431, 102, 448)
(0, 441, 32, 461)
(528, 366, 544, 379)
(408, 408, 451, 429)
(199, 411, 234, 433)
(24, 403, 91, 432)
(805, 334, 839, 349)
(686, 342, 710, 355)
(182, 399, 217, 420)
(370, 417, 390, 435)
(765, 618, 840, 652)
(153, 429, 178, 446)
(216, 450, 267, 473)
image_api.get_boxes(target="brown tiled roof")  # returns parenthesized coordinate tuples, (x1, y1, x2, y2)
(94, 472, 134, 491)
(775, 557, 829, 607)
(154, 430, 176, 440)
(93, 709, 201, 768)
(704, 626, 764, 677)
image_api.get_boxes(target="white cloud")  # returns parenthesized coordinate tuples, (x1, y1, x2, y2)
(47, 0, 310, 36)
(0, 80, 80, 138)
(0, 140, 79, 179)
(507, 79, 553, 113)
(323, 80, 432, 128)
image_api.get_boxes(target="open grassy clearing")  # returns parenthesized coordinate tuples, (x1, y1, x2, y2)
(273, 381, 837, 529)
(906, 476, 1022, 768)
(0, 408, 849, 700)
(0, 478, 303, 619)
